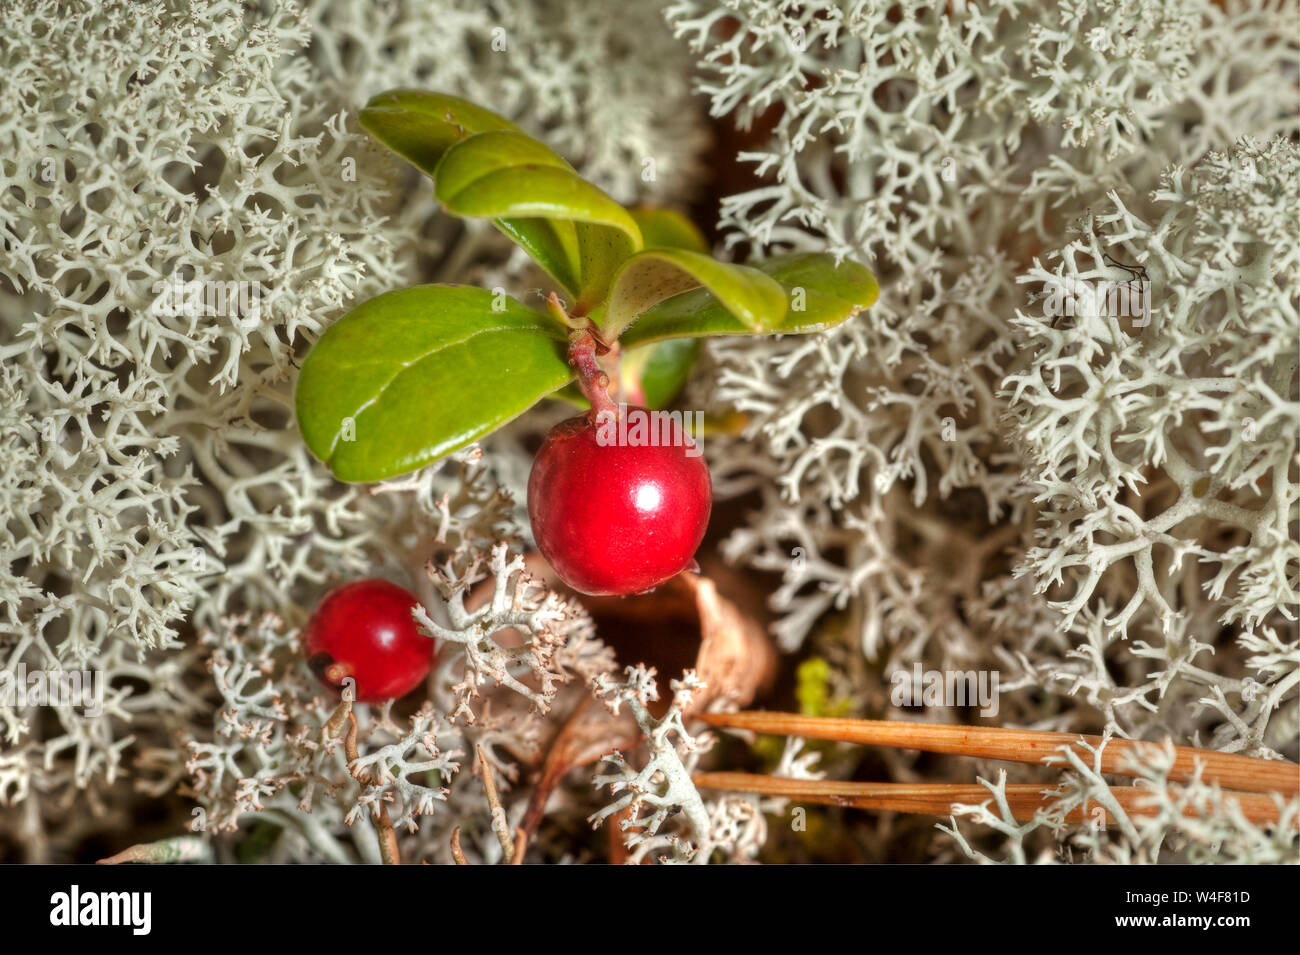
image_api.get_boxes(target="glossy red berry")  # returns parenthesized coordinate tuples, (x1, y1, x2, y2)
(527, 408, 711, 596)
(302, 579, 433, 703)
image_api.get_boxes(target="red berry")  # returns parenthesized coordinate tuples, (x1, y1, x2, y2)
(527, 408, 711, 596)
(302, 579, 433, 703)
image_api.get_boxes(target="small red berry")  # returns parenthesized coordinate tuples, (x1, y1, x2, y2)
(302, 579, 433, 703)
(527, 408, 711, 596)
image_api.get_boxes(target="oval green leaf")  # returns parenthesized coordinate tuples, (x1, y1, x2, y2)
(433, 129, 569, 197)
(433, 131, 641, 306)
(617, 253, 879, 349)
(445, 161, 635, 297)
(296, 285, 572, 482)
(358, 90, 521, 176)
(598, 248, 787, 342)
(362, 90, 644, 307)
(361, 92, 585, 297)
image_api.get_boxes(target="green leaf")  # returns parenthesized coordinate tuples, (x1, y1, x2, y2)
(629, 207, 709, 253)
(433, 130, 641, 307)
(573, 220, 638, 312)
(605, 209, 708, 339)
(296, 285, 572, 482)
(432, 129, 568, 196)
(625, 337, 702, 409)
(361, 93, 584, 297)
(358, 90, 520, 176)
(361, 90, 644, 307)
(618, 253, 879, 349)
(494, 218, 582, 298)
(598, 248, 787, 341)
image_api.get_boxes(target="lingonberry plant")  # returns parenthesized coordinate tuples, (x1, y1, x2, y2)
(295, 91, 877, 594)
(302, 578, 434, 702)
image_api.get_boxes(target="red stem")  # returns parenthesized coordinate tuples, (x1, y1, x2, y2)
(569, 329, 618, 419)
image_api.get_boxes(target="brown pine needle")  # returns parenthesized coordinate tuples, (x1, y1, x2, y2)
(692, 771, 1295, 827)
(696, 711, 1300, 796)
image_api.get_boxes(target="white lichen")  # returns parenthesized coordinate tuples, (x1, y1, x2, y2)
(0, 0, 703, 860)
(667, 0, 1297, 862)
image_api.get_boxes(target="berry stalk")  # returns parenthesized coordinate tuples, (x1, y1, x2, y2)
(567, 327, 619, 419)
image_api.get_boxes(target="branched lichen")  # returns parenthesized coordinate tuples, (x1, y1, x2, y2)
(416, 543, 599, 723)
(942, 738, 1300, 864)
(0, 0, 703, 860)
(589, 665, 714, 862)
(667, 0, 1297, 863)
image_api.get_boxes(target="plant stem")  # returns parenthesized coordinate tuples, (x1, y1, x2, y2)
(374, 803, 401, 865)
(477, 744, 517, 860)
(568, 328, 619, 419)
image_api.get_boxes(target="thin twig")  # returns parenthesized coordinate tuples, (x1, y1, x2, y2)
(696, 712, 1300, 796)
(450, 826, 468, 865)
(509, 827, 528, 865)
(477, 744, 517, 859)
(322, 696, 353, 739)
(96, 836, 211, 865)
(374, 803, 401, 865)
(342, 712, 401, 864)
(448, 822, 527, 865)
(344, 712, 360, 773)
